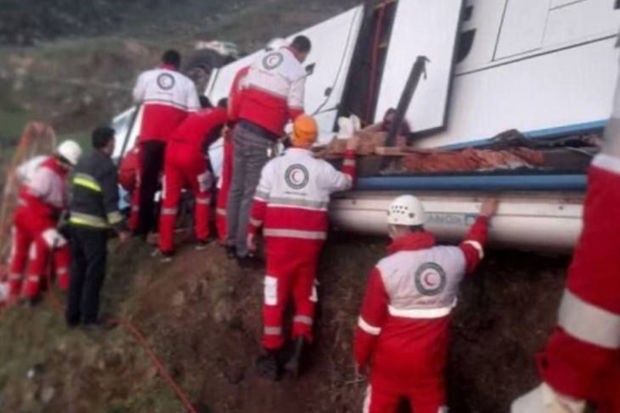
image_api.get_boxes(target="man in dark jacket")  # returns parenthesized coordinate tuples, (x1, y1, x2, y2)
(66, 126, 129, 328)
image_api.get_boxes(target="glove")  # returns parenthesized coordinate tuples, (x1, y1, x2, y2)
(511, 383, 585, 413)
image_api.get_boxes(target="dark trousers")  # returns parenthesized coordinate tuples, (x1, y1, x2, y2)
(137, 140, 166, 235)
(66, 226, 108, 325)
(226, 122, 273, 257)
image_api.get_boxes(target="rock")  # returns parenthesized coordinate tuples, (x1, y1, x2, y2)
(41, 386, 55, 403)
(213, 298, 233, 325)
(171, 290, 186, 307)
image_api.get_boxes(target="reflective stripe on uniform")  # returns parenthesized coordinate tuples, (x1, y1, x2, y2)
(27, 275, 40, 283)
(41, 228, 67, 248)
(250, 218, 262, 227)
(343, 158, 356, 167)
(293, 315, 313, 326)
(264, 326, 282, 335)
(216, 208, 227, 216)
(161, 207, 178, 216)
(56, 267, 68, 275)
(8, 273, 22, 281)
(263, 229, 327, 240)
(558, 289, 620, 349)
(69, 212, 109, 229)
(388, 301, 456, 319)
(255, 190, 269, 201)
(463, 240, 484, 260)
(268, 197, 329, 211)
(357, 317, 381, 335)
(592, 153, 620, 176)
(107, 211, 123, 225)
(195, 198, 211, 205)
(73, 173, 101, 192)
(363, 386, 372, 413)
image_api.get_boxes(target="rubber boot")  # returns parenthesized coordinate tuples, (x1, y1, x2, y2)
(255, 349, 282, 381)
(284, 337, 305, 378)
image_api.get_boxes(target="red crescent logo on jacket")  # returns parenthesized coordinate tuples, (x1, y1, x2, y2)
(263, 52, 284, 70)
(285, 164, 309, 190)
(415, 262, 447, 296)
(157, 73, 176, 90)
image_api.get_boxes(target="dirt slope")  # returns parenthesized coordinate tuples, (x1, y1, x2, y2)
(0, 234, 568, 412)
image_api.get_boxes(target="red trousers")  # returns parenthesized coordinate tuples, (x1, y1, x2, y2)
(215, 136, 234, 243)
(158, 150, 212, 253)
(363, 371, 446, 413)
(8, 207, 70, 299)
(262, 238, 322, 350)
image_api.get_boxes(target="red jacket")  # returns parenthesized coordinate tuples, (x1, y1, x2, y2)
(133, 65, 200, 143)
(238, 47, 306, 137)
(354, 218, 489, 378)
(167, 107, 228, 160)
(248, 148, 356, 245)
(17, 156, 69, 220)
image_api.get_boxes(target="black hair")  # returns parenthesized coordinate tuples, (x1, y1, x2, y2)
(291, 35, 311, 53)
(162, 49, 181, 68)
(199, 96, 213, 108)
(217, 98, 228, 109)
(92, 126, 115, 149)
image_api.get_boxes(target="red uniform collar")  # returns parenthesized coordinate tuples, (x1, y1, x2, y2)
(44, 156, 69, 177)
(387, 231, 436, 255)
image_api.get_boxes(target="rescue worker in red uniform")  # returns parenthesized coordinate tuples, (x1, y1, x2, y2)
(132, 49, 200, 237)
(216, 38, 289, 246)
(228, 35, 311, 266)
(247, 115, 359, 380)
(7, 140, 82, 303)
(157, 99, 228, 260)
(511, 59, 620, 413)
(354, 195, 498, 413)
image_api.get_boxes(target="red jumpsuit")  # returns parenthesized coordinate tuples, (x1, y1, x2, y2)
(118, 145, 140, 231)
(534, 153, 620, 412)
(354, 218, 489, 413)
(158, 107, 228, 253)
(248, 148, 356, 350)
(8, 156, 71, 299)
(216, 66, 249, 243)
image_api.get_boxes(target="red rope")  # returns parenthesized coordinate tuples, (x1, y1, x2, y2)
(45, 268, 199, 412)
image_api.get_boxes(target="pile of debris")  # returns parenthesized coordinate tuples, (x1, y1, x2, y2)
(317, 118, 599, 176)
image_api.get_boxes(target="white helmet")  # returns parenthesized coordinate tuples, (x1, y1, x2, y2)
(265, 37, 288, 51)
(56, 140, 82, 166)
(387, 195, 426, 226)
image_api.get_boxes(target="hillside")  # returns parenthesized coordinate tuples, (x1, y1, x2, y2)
(0, 234, 568, 412)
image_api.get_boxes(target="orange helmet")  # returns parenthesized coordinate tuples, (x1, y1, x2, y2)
(291, 115, 318, 147)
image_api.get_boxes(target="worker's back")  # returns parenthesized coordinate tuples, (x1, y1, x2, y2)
(238, 47, 306, 137)
(258, 148, 352, 241)
(372, 236, 468, 378)
(168, 107, 228, 156)
(133, 67, 200, 142)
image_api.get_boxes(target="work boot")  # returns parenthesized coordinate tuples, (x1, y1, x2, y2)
(284, 337, 306, 378)
(237, 256, 264, 270)
(225, 245, 236, 259)
(255, 350, 282, 381)
(152, 249, 174, 263)
(195, 238, 214, 251)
